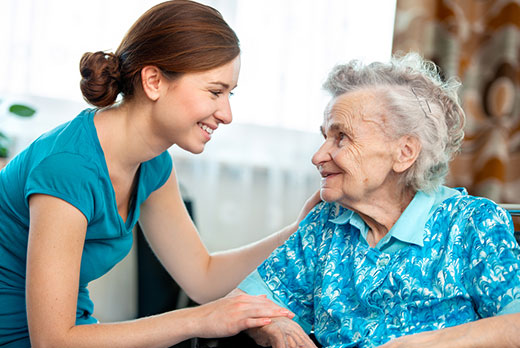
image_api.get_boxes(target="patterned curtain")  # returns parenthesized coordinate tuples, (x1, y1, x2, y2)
(393, 0, 520, 204)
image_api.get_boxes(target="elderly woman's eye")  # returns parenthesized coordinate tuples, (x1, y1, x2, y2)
(338, 132, 348, 142)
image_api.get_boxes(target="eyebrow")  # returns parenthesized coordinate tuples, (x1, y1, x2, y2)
(209, 81, 237, 90)
(320, 122, 352, 136)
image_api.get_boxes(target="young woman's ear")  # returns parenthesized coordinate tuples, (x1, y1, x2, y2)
(140, 66, 163, 101)
(393, 135, 421, 173)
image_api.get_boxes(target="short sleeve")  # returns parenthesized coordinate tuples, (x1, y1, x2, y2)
(461, 200, 520, 318)
(25, 152, 98, 222)
(141, 151, 173, 197)
(255, 202, 332, 331)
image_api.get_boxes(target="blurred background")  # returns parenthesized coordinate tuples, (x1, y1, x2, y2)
(1, 0, 519, 331)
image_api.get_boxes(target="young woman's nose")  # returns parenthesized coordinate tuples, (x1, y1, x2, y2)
(214, 96, 233, 124)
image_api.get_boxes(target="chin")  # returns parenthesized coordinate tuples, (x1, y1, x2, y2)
(319, 188, 338, 203)
(179, 143, 205, 154)
(190, 147, 204, 154)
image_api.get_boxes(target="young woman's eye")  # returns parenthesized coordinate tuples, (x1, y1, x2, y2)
(210, 90, 222, 97)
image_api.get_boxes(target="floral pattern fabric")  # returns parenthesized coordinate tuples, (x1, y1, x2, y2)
(255, 190, 520, 348)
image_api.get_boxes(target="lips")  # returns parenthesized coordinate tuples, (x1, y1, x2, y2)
(318, 167, 340, 178)
(197, 122, 215, 135)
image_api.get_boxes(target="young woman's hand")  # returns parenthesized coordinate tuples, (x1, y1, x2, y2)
(247, 317, 318, 348)
(293, 190, 322, 229)
(191, 293, 295, 339)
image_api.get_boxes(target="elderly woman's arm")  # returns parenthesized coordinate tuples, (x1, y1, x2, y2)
(379, 313, 520, 348)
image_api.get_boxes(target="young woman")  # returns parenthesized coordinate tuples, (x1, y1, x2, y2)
(0, 1, 320, 346)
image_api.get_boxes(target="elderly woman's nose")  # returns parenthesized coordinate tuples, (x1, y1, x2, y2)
(312, 142, 331, 166)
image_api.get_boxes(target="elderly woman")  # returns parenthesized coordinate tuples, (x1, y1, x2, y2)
(232, 53, 520, 348)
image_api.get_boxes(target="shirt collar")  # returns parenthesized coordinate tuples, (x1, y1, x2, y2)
(328, 186, 461, 247)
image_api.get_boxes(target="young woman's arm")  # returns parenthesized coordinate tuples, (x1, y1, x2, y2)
(26, 194, 292, 348)
(138, 167, 320, 304)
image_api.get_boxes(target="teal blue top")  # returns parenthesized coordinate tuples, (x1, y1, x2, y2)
(0, 108, 172, 347)
(240, 187, 520, 347)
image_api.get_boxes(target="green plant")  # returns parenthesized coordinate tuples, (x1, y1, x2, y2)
(0, 100, 36, 159)
(0, 131, 9, 158)
(9, 104, 36, 117)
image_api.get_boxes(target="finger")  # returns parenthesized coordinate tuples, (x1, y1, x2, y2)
(242, 317, 273, 330)
(301, 333, 318, 347)
(256, 298, 296, 318)
(288, 334, 313, 348)
(265, 308, 295, 319)
(272, 332, 288, 348)
(242, 298, 295, 318)
(248, 306, 294, 318)
(286, 335, 297, 347)
(283, 328, 316, 348)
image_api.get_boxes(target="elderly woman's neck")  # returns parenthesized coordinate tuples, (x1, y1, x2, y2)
(353, 187, 416, 248)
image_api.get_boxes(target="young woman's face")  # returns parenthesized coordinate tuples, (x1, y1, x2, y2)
(152, 56, 241, 154)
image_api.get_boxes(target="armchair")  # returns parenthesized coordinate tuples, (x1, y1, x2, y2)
(499, 204, 520, 243)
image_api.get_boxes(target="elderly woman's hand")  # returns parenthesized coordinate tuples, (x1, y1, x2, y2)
(247, 317, 318, 348)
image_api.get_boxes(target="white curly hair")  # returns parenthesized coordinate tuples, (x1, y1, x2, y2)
(323, 52, 466, 193)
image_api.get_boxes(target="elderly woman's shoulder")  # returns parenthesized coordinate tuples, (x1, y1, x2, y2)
(441, 189, 509, 219)
(436, 189, 515, 243)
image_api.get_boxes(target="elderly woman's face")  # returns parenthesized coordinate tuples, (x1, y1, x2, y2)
(312, 89, 400, 207)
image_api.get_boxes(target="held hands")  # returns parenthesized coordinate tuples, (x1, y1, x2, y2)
(194, 293, 295, 339)
(247, 317, 318, 348)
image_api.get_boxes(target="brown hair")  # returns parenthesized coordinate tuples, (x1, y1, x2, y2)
(79, 0, 240, 108)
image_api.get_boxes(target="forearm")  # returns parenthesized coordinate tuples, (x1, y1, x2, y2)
(32, 307, 200, 348)
(200, 191, 322, 301)
(199, 223, 297, 303)
(443, 314, 520, 348)
(141, 182, 319, 304)
(382, 313, 520, 348)
(32, 293, 294, 348)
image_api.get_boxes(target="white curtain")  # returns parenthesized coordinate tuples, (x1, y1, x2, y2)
(0, 0, 396, 132)
(0, 0, 396, 322)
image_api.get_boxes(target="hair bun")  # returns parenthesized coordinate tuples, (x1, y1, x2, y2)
(79, 51, 121, 107)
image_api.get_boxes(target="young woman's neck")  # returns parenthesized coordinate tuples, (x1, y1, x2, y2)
(95, 98, 163, 173)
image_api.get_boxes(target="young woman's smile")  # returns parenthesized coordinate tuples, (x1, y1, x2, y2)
(197, 122, 215, 140)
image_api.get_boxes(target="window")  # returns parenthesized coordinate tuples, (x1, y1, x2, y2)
(0, 0, 396, 132)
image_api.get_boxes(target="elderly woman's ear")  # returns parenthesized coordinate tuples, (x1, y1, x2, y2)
(392, 135, 421, 173)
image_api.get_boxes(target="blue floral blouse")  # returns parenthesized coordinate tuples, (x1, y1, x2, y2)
(239, 186, 520, 348)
